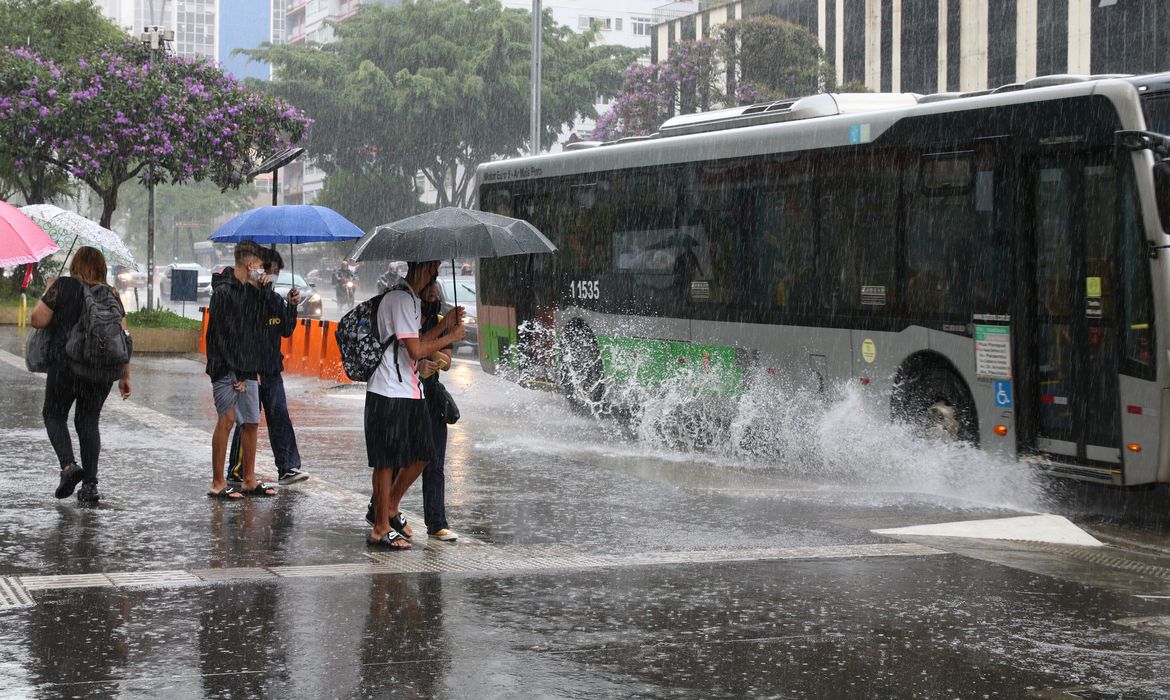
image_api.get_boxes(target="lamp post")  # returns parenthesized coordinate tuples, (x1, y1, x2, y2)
(530, 0, 542, 156)
(139, 25, 173, 310)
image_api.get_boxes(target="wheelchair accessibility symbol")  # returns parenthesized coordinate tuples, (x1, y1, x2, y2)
(993, 380, 1013, 408)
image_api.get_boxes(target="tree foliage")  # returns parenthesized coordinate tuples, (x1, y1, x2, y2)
(0, 0, 128, 203)
(593, 17, 840, 140)
(0, 41, 310, 226)
(247, 0, 640, 211)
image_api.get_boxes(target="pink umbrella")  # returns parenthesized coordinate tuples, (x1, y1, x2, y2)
(0, 200, 59, 267)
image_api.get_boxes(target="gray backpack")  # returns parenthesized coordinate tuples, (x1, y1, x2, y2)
(65, 282, 131, 383)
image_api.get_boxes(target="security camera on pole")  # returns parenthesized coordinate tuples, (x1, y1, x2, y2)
(139, 25, 173, 310)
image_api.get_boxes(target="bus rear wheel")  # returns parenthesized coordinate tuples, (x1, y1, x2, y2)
(559, 321, 604, 408)
(894, 367, 979, 446)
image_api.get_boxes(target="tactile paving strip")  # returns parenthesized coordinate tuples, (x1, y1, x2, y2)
(0, 577, 33, 609)
(1, 542, 943, 609)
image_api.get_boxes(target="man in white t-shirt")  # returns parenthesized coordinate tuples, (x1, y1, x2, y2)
(365, 259, 466, 550)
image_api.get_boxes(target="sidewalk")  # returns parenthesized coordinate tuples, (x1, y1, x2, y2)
(0, 326, 462, 580)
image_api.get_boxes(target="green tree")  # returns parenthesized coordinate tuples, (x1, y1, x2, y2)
(718, 16, 836, 102)
(314, 169, 424, 235)
(0, 42, 309, 226)
(99, 180, 257, 263)
(247, 0, 639, 211)
(0, 0, 127, 203)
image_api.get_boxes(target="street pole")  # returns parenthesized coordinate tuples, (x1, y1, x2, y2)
(141, 26, 172, 310)
(530, 0, 542, 156)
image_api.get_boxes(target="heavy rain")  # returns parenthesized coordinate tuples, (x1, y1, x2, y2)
(2, 0, 1170, 697)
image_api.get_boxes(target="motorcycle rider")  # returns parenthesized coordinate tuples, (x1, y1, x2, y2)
(376, 262, 400, 295)
(332, 260, 358, 310)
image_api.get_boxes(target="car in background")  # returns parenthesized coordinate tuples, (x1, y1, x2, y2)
(304, 269, 323, 287)
(160, 263, 213, 299)
(108, 263, 147, 290)
(438, 277, 477, 351)
(272, 271, 323, 320)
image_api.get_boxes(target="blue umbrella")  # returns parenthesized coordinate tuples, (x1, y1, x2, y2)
(209, 204, 364, 274)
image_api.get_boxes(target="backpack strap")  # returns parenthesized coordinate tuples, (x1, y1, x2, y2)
(382, 281, 415, 384)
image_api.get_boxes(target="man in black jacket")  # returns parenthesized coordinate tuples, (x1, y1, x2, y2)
(205, 240, 277, 499)
(227, 247, 309, 486)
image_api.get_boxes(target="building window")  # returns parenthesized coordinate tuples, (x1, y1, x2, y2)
(632, 17, 653, 35)
(578, 16, 613, 31)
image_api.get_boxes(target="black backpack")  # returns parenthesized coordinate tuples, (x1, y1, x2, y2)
(65, 282, 132, 383)
(335, 281, 409, 382)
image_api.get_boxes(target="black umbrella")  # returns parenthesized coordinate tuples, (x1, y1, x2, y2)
(349, 207, 557, 306)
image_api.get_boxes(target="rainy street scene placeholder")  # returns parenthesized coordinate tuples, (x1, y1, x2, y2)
(8, 0, 1170, 697)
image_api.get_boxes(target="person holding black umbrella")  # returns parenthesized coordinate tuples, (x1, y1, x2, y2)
(365, 260, 465, 550)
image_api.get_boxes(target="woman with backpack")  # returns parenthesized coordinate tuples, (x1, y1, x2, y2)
(30, 246, 132, 504)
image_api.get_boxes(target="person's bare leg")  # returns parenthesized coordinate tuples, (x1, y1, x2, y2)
(239, 423, 266, 491)
(210, 409, 236, 493)
(371, 468, 408, 548)
(387, 460, 428, 537)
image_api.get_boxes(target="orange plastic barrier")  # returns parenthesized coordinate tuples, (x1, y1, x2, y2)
(198, 307, 209, 355)
(284, 319, 309, 374)
(319, 321, 351, 384)
(196, 312, 351, 384)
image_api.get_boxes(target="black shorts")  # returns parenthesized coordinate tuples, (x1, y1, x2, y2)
(364, 393, 434, 473)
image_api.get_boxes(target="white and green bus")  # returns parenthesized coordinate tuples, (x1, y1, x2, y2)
(475, 73, 1170, 485)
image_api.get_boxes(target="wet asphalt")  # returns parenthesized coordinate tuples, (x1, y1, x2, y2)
(4, 325, 1170, 698)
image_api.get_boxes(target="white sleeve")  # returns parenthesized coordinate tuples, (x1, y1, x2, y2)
(385, 291, 419, 340)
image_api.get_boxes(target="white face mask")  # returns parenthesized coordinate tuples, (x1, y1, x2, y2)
(248, 267, 264, 282)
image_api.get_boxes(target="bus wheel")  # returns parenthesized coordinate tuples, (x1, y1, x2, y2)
(560, 321, 604, 408)
(894, 367, 979, 446)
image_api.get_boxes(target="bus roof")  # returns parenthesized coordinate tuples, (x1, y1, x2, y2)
(478, 72, 1170, 186)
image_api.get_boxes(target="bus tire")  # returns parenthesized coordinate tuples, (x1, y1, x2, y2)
(560, 320, 604, 408)
(893, 365, 979, 446)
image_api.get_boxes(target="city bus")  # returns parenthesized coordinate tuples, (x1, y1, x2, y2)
(475, 73, 1170, 485)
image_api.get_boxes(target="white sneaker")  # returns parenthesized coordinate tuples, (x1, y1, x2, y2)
(429, 529, 458, 542)
(277, 469, 310, 485)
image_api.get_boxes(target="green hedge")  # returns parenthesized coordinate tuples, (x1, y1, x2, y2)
(125, 308, 201, 330)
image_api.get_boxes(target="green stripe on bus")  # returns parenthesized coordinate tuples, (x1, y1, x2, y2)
(482, 322, 518, 366)
(597, 335, 741, 395)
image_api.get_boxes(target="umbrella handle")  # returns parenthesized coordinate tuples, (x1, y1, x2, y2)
(21, 263, 32, 290)
(56, 236, 78, 278)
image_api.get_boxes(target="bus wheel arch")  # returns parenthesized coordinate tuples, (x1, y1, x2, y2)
(891, 352, 979, 446)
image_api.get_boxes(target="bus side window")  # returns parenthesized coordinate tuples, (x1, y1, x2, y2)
(816, 152, 898, 314)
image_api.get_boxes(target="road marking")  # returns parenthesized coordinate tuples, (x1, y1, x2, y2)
(3, 543, 943, 599)
(873, 514, 1103, 547)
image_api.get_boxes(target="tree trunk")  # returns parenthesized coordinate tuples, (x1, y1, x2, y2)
(98, 186, 118, 229)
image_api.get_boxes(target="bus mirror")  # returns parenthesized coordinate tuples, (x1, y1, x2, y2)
(1155, 160, 1170, 233)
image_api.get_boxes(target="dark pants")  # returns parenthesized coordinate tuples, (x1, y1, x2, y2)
(229, 373, 301, 478)
(43, 364, 113, 484)
(422, 416, 448, 533)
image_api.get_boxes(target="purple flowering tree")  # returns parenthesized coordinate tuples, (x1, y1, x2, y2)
(0, 42, 310, 227)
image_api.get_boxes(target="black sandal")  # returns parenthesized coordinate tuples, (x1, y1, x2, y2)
(241, 482, 278, 497)
(367, 530, 411, 550)
(207, 486, 242, 500)
(389, 512, 412, 539)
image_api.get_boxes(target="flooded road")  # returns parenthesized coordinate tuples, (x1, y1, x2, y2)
(3, 327, 1170, 697)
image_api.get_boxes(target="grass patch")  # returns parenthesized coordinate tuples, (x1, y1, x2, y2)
(125, 308, 201, 330)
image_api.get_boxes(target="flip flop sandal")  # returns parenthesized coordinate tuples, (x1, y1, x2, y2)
(389, 512, 412, 539)
(207, 486, 242, 500)
(366, 530, 411, 550)
(241, 482, 278, 497)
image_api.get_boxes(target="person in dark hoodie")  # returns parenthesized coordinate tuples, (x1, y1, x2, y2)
(227, 247, 309, 486)
(205, 240, 277, 499)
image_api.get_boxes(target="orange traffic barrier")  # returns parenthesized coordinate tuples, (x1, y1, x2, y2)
(304, 319, 324, 376)
(196, 311, 352, 383)
(284, 319, 309, 374)
(198, 307, 209, 355)
(319, 321, 351, 383)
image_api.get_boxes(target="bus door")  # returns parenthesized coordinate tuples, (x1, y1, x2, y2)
(1023, 153, 1122, 468)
